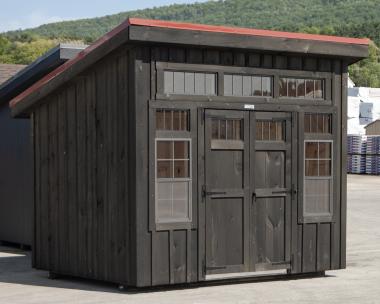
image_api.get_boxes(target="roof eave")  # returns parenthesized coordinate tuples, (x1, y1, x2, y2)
(11, 27, 131, 118)
(128, 25, 369, 63)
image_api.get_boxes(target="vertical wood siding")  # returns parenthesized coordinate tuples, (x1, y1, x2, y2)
(133, 45, 344, 286)
(33, 48, 131, 285)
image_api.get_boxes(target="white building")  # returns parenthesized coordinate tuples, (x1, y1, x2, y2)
(347, 78, 380, 135)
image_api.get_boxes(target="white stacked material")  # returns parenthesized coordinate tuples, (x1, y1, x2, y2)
(347, 86, 380, 135)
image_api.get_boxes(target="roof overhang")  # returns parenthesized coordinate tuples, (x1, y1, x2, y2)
(10, 18, 369, 118)
(0, 44, 86, 107)
(127, 19, 369, 63)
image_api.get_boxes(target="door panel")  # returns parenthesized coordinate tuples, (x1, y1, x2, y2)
(205, 110, 250, 275)
(202, 110, 294, 277)
(252, 112, 292, 271)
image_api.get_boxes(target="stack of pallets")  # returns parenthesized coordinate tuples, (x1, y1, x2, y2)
(347, 135, 366, 174)
(365, 136, 380, 174)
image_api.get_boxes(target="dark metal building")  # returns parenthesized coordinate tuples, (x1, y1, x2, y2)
(0, 45, 85, 247)
(10, 18, 368, 287)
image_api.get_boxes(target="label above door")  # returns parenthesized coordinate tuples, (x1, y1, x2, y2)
(244, 104, 255, 110)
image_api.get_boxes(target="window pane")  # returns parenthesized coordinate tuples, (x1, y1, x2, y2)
(157, 161, 173, 178)
(276, 122, 284, 140)
(172, 182, 189, 219)
(314, 80, 323, 98)
(305, 142, 318, 158)
(305, 160, 319, 176)
(296, 79, 305, 98)
(256, 121, 263, 140)
(262, 77, 272, 97)
(164, 71, 174, 93)
(233, 120, 242, 140)
(242, 76, 252, 96)
(262, 121, 270, 140)
(156, 199, 172, 220)
(220, 120, 227, 140)
(173, 111, 181, 131)
(317, 114, 325, 133)
(165, 111, 172, 130)
(212, 119, 219, 139)
(227, 120, 234, 140)
(184, 72, 195, 94)
(173, 71, 185, 94)
(205, 73, 216, 95)
(174, 141, 189, 159)
(252, 76, 262, 96)
(279, 78, 287, 97)
(323, 114, 331, 133)
(174, 160, 190, 178)
(319, 160, 331, 176)
(319, 142, 331, 159)
(305, 80, 314, 98)
(269, 122, 277, 140)
(233, 75, 243, 96)
(305, 179, 330, 214)
(287, 78, 297, 97)
(156, 110, 165, 130)
(157, 141, 173, 159)
(157, 182, 172, 200)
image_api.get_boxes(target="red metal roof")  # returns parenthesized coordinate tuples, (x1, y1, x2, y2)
(10, 18, 370, 110)
(128, 18, 370, 46)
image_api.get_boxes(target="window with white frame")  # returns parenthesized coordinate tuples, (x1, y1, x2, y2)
(155, 109, 192, 224)
(304, 140, 333, 216)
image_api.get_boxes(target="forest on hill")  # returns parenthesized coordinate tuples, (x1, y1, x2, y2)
(1, 0, 380, 86)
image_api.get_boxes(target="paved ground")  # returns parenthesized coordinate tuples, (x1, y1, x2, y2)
(1, 174, 380, 304)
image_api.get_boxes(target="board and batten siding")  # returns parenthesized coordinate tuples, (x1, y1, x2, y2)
(33, 48, 132, 285)
(133, 45, 347, 286)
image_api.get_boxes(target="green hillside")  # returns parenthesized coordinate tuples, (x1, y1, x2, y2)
(1, 0, 380, 86)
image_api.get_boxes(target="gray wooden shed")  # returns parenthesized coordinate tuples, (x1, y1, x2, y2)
(10, 18, 368, 287)
(0, 45, 85, 247)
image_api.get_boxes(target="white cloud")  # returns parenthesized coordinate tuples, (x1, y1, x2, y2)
(0, 10, 68, 33)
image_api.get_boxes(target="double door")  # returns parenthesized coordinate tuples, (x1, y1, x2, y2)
(203, 109, 294, 276)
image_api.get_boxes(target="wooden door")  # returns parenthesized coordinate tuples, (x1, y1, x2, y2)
(204, 109, 250, 275)
(251, 112, 293, 272)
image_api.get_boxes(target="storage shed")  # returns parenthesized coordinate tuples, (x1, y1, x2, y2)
(365, 120, 380, 135)
(10, 18, 368, 287)
(0, 45, 85, 247)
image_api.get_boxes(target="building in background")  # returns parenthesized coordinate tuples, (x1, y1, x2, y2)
(0, 45, 86, 248)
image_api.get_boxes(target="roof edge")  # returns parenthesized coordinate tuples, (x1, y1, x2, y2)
(129, 18, 370, 46)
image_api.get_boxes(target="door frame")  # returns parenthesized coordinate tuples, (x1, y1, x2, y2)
(198, 107, 298, 280)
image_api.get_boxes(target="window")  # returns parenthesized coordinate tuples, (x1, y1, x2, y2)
(164, 71, 216, 96)
(280, 77, 324, 99)
(156, 109, 189, 131)
(156, 139, 191, 223)
(304, 141, 332, 216)
(256, 120, 284, 141)
(304, 113, 332, 133)
(211, 118, 243, 149)
(224, 74, 273, 97)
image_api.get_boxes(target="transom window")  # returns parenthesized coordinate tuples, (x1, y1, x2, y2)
(280, 78, 324, 99)
(224, 74, 272, 97)
(256, 120, 284, 141)
(156, 109, 189, 131)
(304, 141, 332, 216)
(164, 71, 216, 96)
(304, 113, 332, 133)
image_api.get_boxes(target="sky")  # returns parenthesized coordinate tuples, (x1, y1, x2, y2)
(0, 0, 210, 33)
